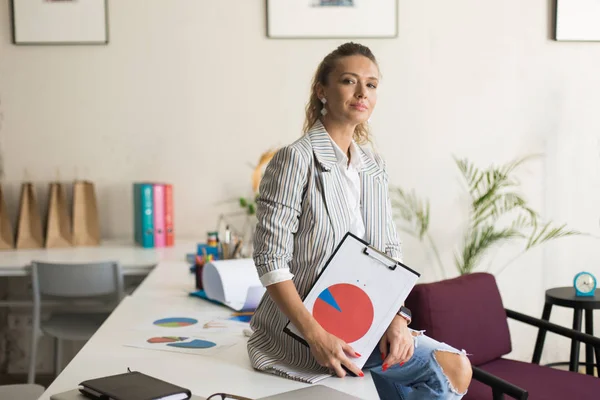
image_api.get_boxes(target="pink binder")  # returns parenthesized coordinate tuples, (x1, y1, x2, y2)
(153, 184, 166, 247)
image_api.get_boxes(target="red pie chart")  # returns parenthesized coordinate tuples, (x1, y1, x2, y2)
(312, 283, 374, 343)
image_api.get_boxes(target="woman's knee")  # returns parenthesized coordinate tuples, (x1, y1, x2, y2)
(434, 350, 472, 394)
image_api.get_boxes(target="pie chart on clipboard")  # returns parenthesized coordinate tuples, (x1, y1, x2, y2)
(312, 283, 374, 343)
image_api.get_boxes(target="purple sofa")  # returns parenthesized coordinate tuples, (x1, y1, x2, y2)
(404, 272, 600, 400)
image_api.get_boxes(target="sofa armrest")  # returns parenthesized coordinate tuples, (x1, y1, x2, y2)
(506, 308, 600, 347)
(472, 366, 529, 400)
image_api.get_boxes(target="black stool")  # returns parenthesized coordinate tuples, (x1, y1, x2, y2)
(532, 287, 600, 375)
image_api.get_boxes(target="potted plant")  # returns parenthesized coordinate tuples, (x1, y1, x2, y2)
(391, 155, 582, 277)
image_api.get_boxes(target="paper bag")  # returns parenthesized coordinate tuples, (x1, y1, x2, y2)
(15, 182, 44, 249)
(72, 180, 101, 246)
(45, 182, 72, 248)
(0, 184, 15, 249)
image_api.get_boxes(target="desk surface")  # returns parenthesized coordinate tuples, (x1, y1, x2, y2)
(0, 239, 196, 276)
(39, 261, 380, 400)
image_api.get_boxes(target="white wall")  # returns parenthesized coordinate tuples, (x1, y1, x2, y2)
(1, 0, 598, 368)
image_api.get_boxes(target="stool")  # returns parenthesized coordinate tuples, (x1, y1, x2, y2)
(532, 287, 600, 375)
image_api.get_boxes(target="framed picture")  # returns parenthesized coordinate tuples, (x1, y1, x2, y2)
(555, 0, 600, 41)
(10, 0, 109, 45)
(266, 0, 398, 39)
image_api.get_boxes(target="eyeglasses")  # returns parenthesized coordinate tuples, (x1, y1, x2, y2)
(206, 393, 254, 400)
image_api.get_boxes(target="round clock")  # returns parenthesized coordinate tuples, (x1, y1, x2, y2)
(573, 272, 597, 297)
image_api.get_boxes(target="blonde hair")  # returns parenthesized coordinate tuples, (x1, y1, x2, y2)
(303, 42, 379, 145)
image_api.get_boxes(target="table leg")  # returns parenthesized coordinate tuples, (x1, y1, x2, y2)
(595, 345, 600, 379)
(584, 310, 594, 376)
(569, 308, 583, 372)
(532, 302, 553, 364)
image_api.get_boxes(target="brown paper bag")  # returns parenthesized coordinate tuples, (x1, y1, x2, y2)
(72, 180, 100, 246)
(0, 184, 15, 249)
(45, 182, 72, 248)
(15, 182, 44, 249)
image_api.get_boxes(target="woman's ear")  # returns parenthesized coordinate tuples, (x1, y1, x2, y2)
(316, 83, 325, 101)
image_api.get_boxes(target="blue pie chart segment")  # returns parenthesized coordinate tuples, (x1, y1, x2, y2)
(167, 339, 216, 349)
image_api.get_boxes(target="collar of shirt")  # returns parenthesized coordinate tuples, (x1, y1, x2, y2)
(328, 136, 364, 171)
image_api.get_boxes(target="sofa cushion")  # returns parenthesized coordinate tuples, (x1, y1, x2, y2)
(465, 358, 600, 400)
(405, 272, 511, 365)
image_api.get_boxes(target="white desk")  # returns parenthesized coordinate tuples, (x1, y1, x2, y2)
(38, 261, 380, 399)
(0, 239, 196, 277)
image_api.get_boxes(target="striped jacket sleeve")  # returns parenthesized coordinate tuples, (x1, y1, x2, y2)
(385, 186, 403, 262)
(253, 146, 308, 283)
(375, 153, 403, 262)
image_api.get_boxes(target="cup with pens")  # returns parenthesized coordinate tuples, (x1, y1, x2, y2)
(194, 227, 244, 289)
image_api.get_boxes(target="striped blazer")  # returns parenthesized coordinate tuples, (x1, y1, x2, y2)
(247, 120, 403, 383)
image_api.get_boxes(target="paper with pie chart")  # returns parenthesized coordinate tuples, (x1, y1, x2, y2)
(284, 233, 420, 370)
(313, 284, 374, 344)
(124, 334, 236, 357)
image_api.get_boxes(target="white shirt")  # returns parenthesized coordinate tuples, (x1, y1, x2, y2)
(330, 137, 366, 241)
(259, 137, 365, 286)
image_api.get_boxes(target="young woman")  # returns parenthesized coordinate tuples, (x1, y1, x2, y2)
(247, 42, 472, 399)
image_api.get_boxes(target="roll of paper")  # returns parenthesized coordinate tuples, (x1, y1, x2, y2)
(202, 259, 265, 311)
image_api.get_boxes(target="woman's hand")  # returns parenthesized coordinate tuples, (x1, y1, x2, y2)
(380, 316, 414, 371)
(306, 327, 364, 378)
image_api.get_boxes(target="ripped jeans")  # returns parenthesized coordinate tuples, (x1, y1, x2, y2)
(364, 330, 468, 400)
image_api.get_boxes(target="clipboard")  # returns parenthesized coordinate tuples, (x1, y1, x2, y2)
(283, 232, 420, 371)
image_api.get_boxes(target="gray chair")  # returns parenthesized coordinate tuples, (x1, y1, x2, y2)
(0, 384, 45, 400)
(28, 261, 124, 384)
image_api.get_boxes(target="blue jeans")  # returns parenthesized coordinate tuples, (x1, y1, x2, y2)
(364, 330, 468, 400)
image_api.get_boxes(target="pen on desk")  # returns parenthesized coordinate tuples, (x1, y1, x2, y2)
(222, 225, 231, 259)
(232, 240, 242, 259)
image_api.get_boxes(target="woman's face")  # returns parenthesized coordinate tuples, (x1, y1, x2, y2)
(318, 55, 379, 127)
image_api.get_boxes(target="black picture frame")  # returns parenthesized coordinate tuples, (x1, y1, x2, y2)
(10, 0, 109, 46)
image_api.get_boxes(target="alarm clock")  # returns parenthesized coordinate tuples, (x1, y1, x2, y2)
(573, 272, 597, 297)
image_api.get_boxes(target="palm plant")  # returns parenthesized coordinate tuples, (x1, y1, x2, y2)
(391, 155, 582, 276)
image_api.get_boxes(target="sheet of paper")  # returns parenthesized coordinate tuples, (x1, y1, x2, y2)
(133, 313, 251, 336)
(124, 333, 237, 357)
(202, 259, 266, 311)
(285, 234, 420, 370)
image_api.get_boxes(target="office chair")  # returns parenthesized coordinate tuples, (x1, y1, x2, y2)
(28, 261, 124, 384)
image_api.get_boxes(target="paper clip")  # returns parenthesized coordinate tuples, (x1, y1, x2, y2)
(363, 247, 397, 271)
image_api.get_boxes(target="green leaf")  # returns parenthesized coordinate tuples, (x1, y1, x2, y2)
(456, 225, 524, 274)
(391, 187, 430, 240)
(526, 222, 582, 250)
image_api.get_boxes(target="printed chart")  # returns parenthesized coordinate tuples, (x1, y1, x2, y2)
(153, 317, 198, 328)
(312, 283, 374, 343)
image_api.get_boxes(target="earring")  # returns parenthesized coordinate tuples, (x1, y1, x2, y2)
(320, 98, 328, 116)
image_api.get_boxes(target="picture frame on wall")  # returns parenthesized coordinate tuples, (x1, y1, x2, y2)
(266, 0, 398, 39)
(555, 0, 600, 41)
(10, 0, 109, 45)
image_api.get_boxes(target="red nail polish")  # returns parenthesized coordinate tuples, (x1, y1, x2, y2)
(380, 352, 385, 360)
(400, 362, 405, 366)
(382, 363, 388, 372)
(355, 352, 361, 357)
(359, 371, 364, 377)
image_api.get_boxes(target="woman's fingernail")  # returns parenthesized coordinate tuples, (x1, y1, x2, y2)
(355, 352, 361, 357)
(380, 352, 385, 360)
(399, 362, 405, 366)
(382, 363, 388, 372)
(359, 371, 364, 377)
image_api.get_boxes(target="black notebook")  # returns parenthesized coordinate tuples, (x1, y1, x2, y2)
(79, 371, 191, 400)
